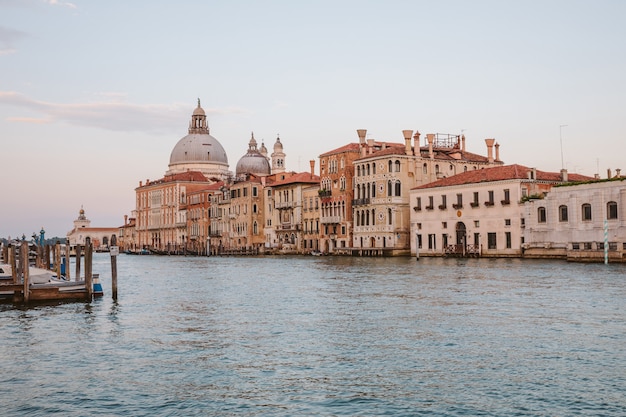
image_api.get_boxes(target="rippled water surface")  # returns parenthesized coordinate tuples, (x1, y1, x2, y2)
(1, 254, 625, 416)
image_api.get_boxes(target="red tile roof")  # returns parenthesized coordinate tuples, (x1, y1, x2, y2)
(319, 143, 360, 157)
(413, 164, 594, 190)
(271, 172, 320, 186)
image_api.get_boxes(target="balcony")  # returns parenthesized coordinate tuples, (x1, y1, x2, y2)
(470, 202, 479, 208)
(275, 201, 295, 209)
(413, 206, 421, 212)
(321, 216, 341, 224)
(452, 203, 463, 209)
(438, 204, 447, 210)
(352, 198, 370, 206)
(318, 189, 332, 198)
(501, 199, 511, 206)
(484, 201, 494, 207)
(425, 205, 434, 211)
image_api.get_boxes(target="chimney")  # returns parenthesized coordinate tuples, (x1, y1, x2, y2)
(495, 142, 500, 161)
(461, 134, 466, 152)
(560, 169, 568, 182)
(427, 134, 435, 159)
(124, 215, 128, 225)
(357, 129, 367, 148)
(607, 168, 612, 179)
(413, 131, 421, 155)
(402, 130, 413, 156)
(616, 168, 621, 177)
(367, 139, 374, 155)
(139, 180, 143, 187)
(309, 160, 315, 178)
(485, 139, 495, 163)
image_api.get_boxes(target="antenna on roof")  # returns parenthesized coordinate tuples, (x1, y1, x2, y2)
(559, 124, 568, 170)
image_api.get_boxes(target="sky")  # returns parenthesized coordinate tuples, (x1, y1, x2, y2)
(1, 0, 625, 239)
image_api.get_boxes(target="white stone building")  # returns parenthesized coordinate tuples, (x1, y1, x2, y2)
(522, 176, 626, 262)
(410, 164, 592, 258)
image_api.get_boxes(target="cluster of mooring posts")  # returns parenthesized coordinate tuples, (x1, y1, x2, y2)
(0, 236, 119, 305)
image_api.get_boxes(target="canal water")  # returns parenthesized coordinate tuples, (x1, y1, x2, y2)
(1, 254, 625, 416)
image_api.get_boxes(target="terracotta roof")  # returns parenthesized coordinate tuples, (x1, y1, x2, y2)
(271, 172, 320, 187)
(413, 164, 594, 190)
(319, 143, 360, 157)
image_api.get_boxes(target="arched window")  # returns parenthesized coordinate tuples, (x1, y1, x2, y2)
(559, 205, 568, 222)
(388, 160, 393, 172)
(435, 164, 440, 174)
(423, 163, 427, 174)
(582, 203, 592, 221)
(367, 164, 370, 175)
(395, 181, 401, 197)
(253, 221, 258, 235)
(388, 208, 392, 225)
(607, 201, 618, 219)
(464, 165, 468, 172)
(372, 163, 376, 175)
(538, 207, 547, 223)
(387, 180, 392, 197)
(395, 160, 401, 172)
(357, 165, 361, 176)
(371, 182, 376, 198)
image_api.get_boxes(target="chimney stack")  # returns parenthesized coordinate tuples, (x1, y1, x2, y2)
(427, 134, 435, 159)
(357, 129, 366, 145)
(402, 130, 413, 156)
(616, 168, 621, 177)
(608, 168, 612, 179)
(461, 134, 466, 152)
(124, 215, 128, 225)
(309, 160, 315, 178)
(495, 142, 500, 161)
(560, 169, 568, 182)
(413, 131, 421, 155)
(485, 139, 495, 163)
(357, 129, 367, 157)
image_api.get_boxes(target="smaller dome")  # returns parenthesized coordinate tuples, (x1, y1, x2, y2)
(236, 132, 271, 176)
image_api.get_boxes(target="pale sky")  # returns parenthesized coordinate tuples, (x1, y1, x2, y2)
(1, 0, 624, 239)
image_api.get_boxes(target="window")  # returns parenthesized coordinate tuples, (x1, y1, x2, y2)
(607, 201, 618, 220)
(505, 232, 511, 249)
(474, 220, 480, 227)
(488, 233, 497, 249)
(502, 189, 510, 205)
(395, 160, 401, 172)
(395, 181, 401, 197)
(486, 190, 494, 206)
(423, 163, 427, 174)
(426, 196, 434, 210)
(428, 234, 436, 250)
(582, 203, 592, 221)
(442, 222, 447, 229)
(471, 192, 479, 207)
(505, 219, 511, 226)
(559, 205, 568, 222)
(439, 195, 447, 210)
(454, 193, 463, 209)
(415, 197, 422, 211)
(538, 207, 546, 223)
(388, 180, 392, 197)
(252, 187, 258, 197)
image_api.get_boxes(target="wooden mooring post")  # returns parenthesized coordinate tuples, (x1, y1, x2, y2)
(85, 239, 93, 300)
(75, 244, 82, 280)
(21, 242, 30, 304)
(110, 235, 118, 301)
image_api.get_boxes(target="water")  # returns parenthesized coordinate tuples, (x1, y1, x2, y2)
(1, 254, 625, 416)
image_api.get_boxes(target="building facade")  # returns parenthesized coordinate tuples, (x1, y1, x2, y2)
(410, 164, 593, 258)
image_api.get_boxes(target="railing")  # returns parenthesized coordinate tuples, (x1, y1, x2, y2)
(352, 198, 370, 206)
(321, 216, 341, 224)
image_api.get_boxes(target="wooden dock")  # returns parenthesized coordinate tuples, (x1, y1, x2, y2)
(1, 240, 95, 305)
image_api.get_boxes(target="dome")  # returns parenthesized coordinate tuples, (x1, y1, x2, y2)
(236, 132, 271, 176)
(169, 133, 229, 165)
(166, 100, 230, 179)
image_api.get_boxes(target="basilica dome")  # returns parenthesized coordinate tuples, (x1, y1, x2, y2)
(166, 100, 230, 180)
(236, 132, 271, 177)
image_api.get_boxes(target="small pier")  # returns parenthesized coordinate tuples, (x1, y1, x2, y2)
(1, 240, 97, 305)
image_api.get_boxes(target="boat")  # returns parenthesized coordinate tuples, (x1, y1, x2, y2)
(310, 250, 324, 256)
(0, 263, 61, 284)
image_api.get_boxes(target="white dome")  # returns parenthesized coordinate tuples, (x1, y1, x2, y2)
(166, 100, 230, 179)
